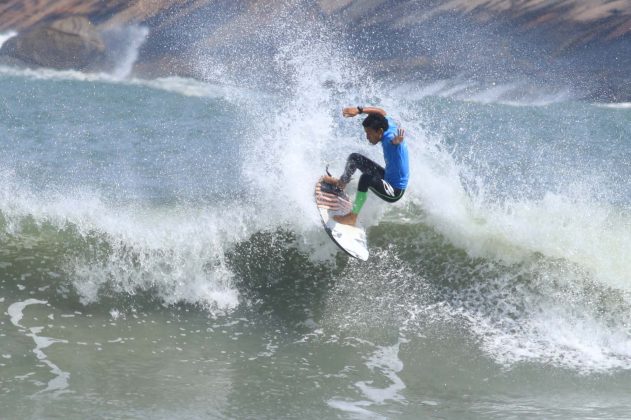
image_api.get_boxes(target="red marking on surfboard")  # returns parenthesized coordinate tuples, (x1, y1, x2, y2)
(315, 182, 351, 212)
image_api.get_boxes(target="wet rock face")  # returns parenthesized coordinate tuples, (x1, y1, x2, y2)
(0, 16, 105, 70)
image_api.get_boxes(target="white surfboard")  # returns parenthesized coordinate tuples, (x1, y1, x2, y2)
(315, 179, 369, 261)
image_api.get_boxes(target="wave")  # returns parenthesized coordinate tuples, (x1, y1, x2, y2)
(0, 64, 244, 99)
(225, 26, 631, 373)
(0, 170, 245, 313)
(392, 79, 575, 106)
(3, 14, 631, 374)
(596, 102, 631, 109)
(2, 160, 631, 373)
(100, 25, 149, 79)
(0, 30, 17, 48)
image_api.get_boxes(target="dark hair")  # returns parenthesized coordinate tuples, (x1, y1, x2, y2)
(362, 113, 389, 131)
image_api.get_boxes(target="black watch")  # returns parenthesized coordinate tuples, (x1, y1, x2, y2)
(357, 106, 364, 114)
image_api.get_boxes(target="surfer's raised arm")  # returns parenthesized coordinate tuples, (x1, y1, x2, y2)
(342, 106, 387, 118)
(342, 106, 405, 144)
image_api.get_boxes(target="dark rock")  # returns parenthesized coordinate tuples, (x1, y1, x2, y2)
(0, 16, 105, 70)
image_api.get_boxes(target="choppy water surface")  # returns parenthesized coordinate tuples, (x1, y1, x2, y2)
(1, 26, 631, 419)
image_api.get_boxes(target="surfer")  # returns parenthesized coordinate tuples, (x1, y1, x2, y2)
(323, 106, 409, 226)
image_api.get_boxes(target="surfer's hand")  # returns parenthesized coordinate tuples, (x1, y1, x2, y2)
(342, 107, 360, 118)
(393, 128, 405, 145)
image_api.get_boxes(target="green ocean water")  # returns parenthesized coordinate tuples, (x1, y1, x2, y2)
(1, 35, 631, 418)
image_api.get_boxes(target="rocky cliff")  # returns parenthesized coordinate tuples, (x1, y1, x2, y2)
(0, 16, 105, 70)
(0, 0, 629, 101)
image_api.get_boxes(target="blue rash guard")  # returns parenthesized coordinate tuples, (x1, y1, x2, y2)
(381, 117, 409, 190)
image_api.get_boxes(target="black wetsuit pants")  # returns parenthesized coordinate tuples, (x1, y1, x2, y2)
(339, 153, 405, 202)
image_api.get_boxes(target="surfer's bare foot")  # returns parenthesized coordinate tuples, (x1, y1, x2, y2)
(333, 212, 357, 226)
(322, 175, 346, 189)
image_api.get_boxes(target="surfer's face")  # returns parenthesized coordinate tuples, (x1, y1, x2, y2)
(364, 127, 383, 144)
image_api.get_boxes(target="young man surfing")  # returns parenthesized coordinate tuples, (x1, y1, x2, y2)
(323, 106, 409, 226)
